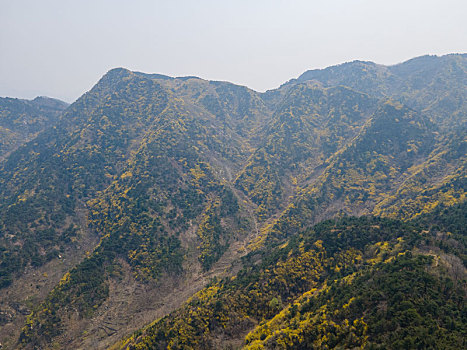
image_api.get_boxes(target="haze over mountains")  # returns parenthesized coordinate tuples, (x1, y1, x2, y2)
(0, 54, 465, 349)
(0, 97, 68, 160)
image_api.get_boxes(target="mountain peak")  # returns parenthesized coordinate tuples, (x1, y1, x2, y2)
(99, 67, 133, 82)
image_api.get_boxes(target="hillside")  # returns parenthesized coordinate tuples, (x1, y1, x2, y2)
(117, 205, 466, 349)
(0, 96, 68, 160)
(0, 54, 465, 349)
(294, 54, 467, 129)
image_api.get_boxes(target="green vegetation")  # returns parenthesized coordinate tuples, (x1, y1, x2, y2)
(297, 54, 467, 129)
(235, 84, 379, 218)
(119, 213, 466, 349)
(0, 69, 169, 289)
(0, 96, 67, 159)
(14, 70, 252, 347)
(0, 55, 465, 349)
(244, 254, 466, 349)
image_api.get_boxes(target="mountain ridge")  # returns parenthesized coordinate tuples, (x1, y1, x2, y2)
(0, 96, 68, 160)
(0, 54, 465, 349)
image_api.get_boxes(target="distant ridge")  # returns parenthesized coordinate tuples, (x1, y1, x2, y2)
(0, 95, 68, 159)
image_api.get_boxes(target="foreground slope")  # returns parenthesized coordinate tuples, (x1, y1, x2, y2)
(116, 204, 466, 349)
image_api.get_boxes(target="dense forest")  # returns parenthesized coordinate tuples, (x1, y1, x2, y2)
(118, 208, 466, 349)
(0, 54, 465, 349)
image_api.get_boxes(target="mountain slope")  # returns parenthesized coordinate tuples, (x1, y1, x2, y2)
(250, 100, 439, 248)
(3, 70, 266, 349)
(0, 96, 68, 159)
(295, 54, 467, 129)
(0, 69, 179, 348)
(234, 84, 379, 219)
(115, 208, 466, 349)
(0, 54, 465, 349)
(0, 69, 169, 289)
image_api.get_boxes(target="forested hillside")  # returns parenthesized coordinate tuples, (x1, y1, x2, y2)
(0, 54, 465, 349)
(295, 53, 467, 129)
(118, 206, 466, 349)
(0, 96, 68, 159)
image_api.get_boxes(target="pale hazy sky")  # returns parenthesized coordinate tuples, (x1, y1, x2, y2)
(1, 0, 466, 102)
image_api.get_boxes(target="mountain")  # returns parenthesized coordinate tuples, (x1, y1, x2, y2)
(0, 96, 68, 160)
(0, 54, 465, 349)
(234, 84, 380, 219)
(293, 54, 467, 129)
(1, 69, 265, 348)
